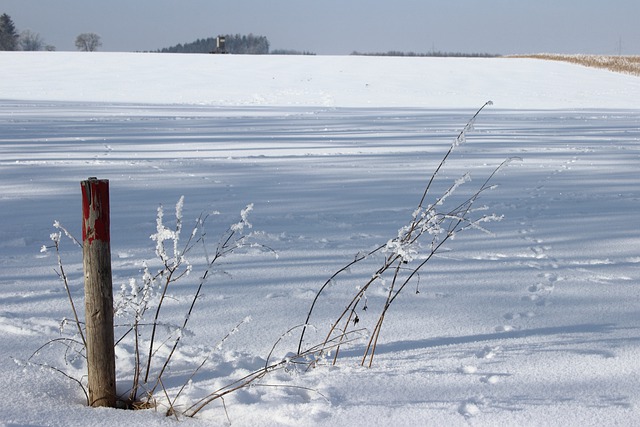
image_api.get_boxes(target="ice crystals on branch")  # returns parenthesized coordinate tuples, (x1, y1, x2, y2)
(453, 101, 491, 147)
(385, 173, 471, 263)
(150, 196, 189, 269)
(51, 220, 81, 247)
(443, 173, 472, 203)
(464, 213, 504, 236)
(114, 263, 156, 322)
(231, 203, 254, 232)
(384, 237, 418, 263)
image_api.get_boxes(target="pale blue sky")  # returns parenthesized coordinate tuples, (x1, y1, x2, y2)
(3, 0, 639, 55)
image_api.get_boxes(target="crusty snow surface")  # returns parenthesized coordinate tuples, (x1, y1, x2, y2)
(1, 52, 639, 426)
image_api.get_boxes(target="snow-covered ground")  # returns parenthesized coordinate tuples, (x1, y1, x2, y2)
(1, 52, 639, 426)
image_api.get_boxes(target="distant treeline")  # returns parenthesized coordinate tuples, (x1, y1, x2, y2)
(156, 33, 497, 57)
(350, 50, 500, 58)
(158, 34, 270, 54)
(271, 49, 316, 56)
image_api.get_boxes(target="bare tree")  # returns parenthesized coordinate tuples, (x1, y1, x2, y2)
(19, 30, 45, 51)
(75, 33, 102, 52)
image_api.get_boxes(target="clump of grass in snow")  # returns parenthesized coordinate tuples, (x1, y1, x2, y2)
(297, 101, 518, 367)
(34, 200, 268, 415)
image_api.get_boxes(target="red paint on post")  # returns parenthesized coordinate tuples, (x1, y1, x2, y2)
(81, 178, 110, 244)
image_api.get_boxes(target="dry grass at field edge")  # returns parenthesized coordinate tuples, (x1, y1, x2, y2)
(508, 54, 640, 76)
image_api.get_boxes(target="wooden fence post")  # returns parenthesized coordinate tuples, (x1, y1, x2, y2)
(81, 177, 116, 408)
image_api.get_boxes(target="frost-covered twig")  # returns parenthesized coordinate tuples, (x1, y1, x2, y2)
(417, 100, 493, 210)
(143, 197, 196, 385)
(50, 231, 86, 348)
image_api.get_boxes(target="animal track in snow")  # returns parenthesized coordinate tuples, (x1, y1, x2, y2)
(528, 283, 554, 293)
(503, 311, 535, 320)
(481, 375, 501, 384)
(476, 345, 501, 359)
(500, 158, 571, 329)
(458, 400, 481, 418)
(521, 294, 548, 306)
(458, 365, 478, 374)
(540, 272, 561, 283)
(458, 397, 487, 418)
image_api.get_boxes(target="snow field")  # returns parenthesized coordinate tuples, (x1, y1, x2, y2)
(0, 53, 639, 426)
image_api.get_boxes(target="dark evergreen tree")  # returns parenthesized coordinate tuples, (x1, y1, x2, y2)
(0, 13, 19, 51)
(224, 33, 269, 54)
(158, 34, 269, 54)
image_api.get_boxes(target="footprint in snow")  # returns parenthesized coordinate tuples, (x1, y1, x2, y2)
(458, 398, 486, 418)
(521, 294, 548, 306)
(476, 346, 501, 359)
(495, 325, 518, 332)
(540, 272, 561, 283)
(528, 283, 554, 293)
(458, 365, 478, 374)
(481, 375, 501, 384)
(503, 311, 535, 320)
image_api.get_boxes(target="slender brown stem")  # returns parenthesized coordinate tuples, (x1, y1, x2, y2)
(54, 239, 86, 348)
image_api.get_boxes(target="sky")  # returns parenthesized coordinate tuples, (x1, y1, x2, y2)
(2, 0, 640, 55)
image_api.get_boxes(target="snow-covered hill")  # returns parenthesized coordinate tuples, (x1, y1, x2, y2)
(3, 52, 640, 108)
